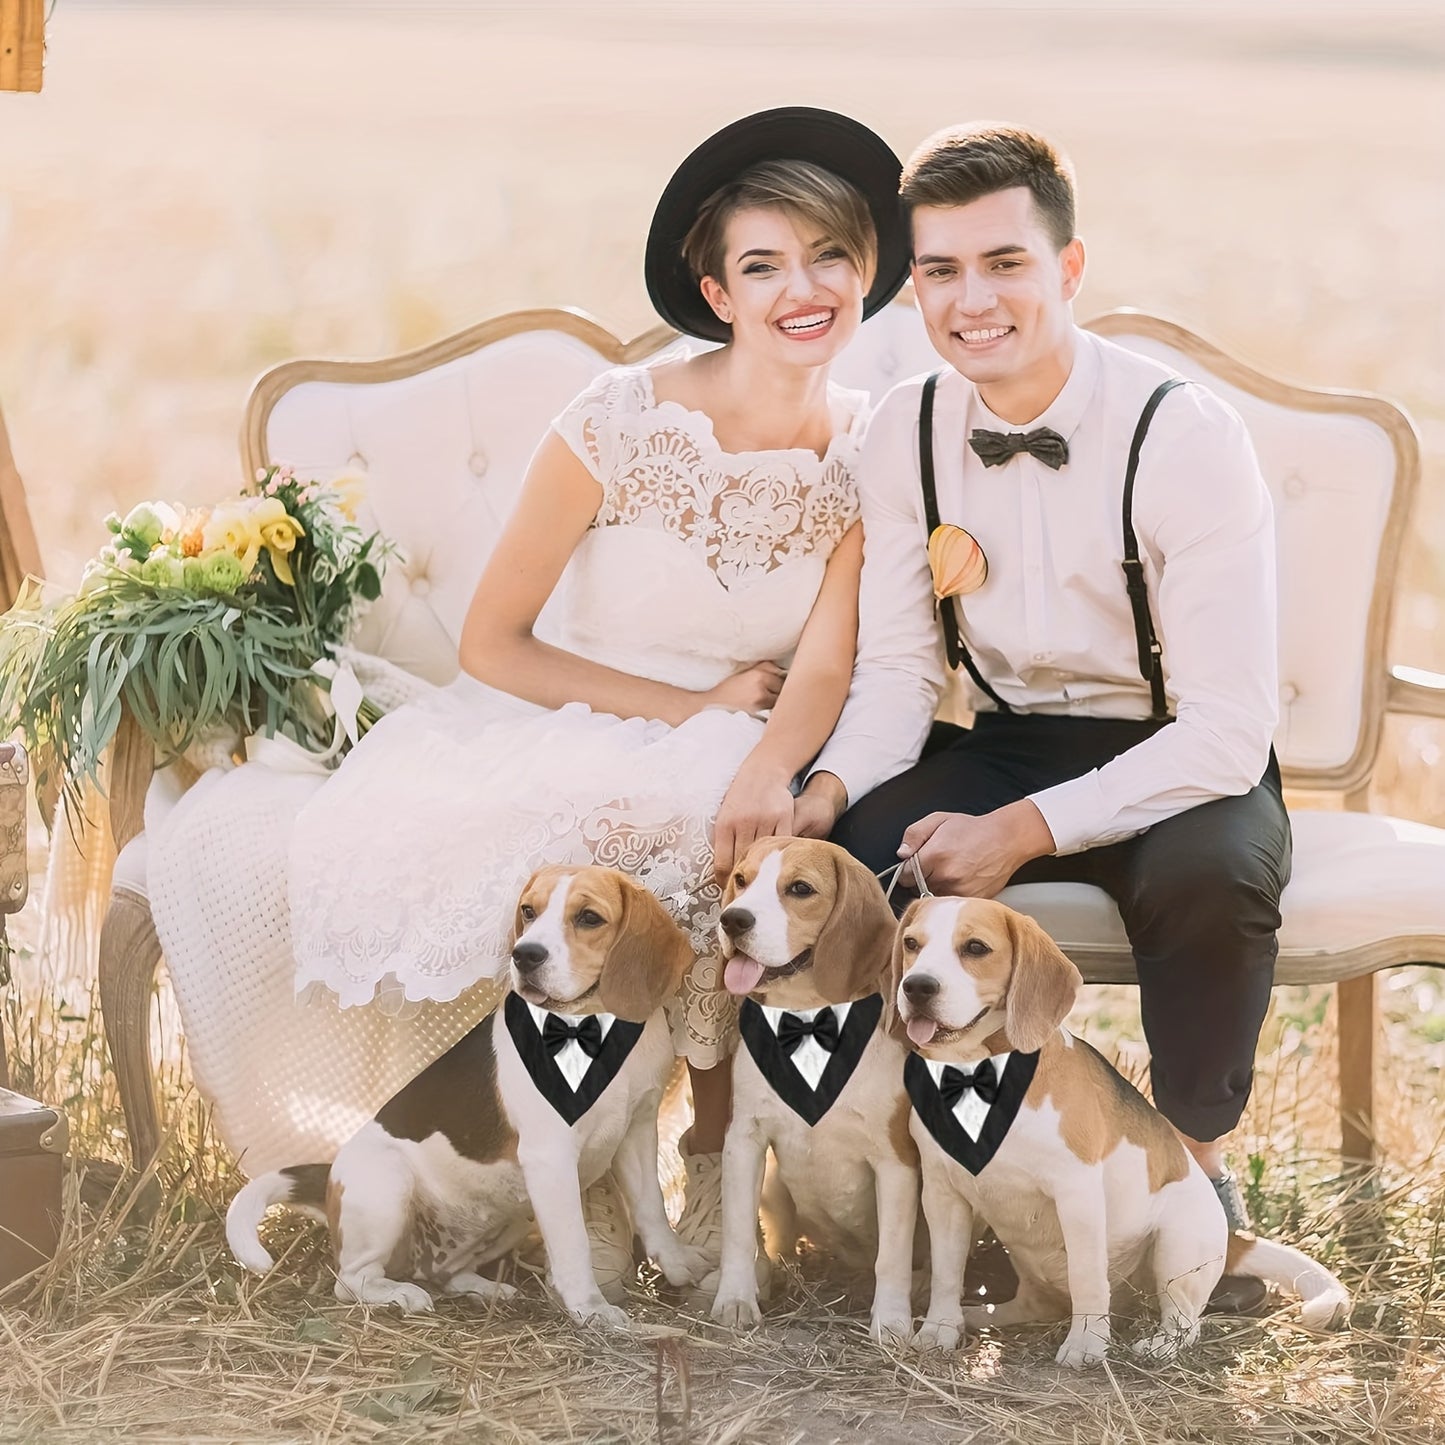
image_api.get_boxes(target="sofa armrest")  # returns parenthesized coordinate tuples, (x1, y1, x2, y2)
(1388, 665, 1445, 721)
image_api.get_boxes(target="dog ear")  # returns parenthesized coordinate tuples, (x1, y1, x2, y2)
(812, 848, 899, 1005)
(599, 879, 694, 1023)
(881, 898, 923, 1041)
(1002, 909, 1082, 1053)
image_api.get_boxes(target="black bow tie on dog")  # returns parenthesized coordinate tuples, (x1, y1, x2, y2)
(542, 1013, 605, 1059)
(939, 1057, 1002, 1109)
(968, 426, 1070, 471)
(776, 1007, 840, 1056)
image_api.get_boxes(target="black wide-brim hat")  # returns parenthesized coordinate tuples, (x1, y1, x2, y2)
(645, 107, 909, 344)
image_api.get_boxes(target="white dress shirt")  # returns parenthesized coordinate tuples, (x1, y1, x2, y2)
(811, 328, 1279, 854)
(526, 1002, 617, 1090)
(758, 1000, 854, 1090)
(925, 1051, 1014, 1141)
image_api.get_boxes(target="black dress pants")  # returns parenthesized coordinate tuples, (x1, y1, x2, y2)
(829, 713, 1291, 1142)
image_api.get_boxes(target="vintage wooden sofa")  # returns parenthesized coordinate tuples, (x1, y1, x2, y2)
(94, 301, 1445, 1171)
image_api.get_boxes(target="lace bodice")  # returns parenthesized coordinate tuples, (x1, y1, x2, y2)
(548, 366, 867, 690)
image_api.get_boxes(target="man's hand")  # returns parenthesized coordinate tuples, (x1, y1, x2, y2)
(900, 800, 1056, 898)
(791, 772, 848, 840)
(713, 766, 796, 883)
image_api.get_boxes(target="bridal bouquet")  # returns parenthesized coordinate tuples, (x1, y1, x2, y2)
(0, 464, 391, 810)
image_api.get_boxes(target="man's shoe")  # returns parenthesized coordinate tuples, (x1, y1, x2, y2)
(583, 1172, 636, 1306)
(1203, 1170, 1269, 1315)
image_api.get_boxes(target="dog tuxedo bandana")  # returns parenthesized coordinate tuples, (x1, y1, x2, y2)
(904, 1047, 1039, 1174)
(738, 994, 884, 1126)
(503, 993, 644, 1126)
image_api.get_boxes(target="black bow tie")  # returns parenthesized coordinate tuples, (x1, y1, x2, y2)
(939, 1058, 1002, 1109)
(968, 426, 1070, 471)
(542, 1013, 605, 1059)
(776, 1007, 840, 1057)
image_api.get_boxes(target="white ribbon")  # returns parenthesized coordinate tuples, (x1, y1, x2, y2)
(309, 657, 366, 760)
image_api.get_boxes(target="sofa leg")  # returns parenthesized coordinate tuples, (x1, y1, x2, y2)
(1336, 973, 1378, 1171)
(98, 887, 164, 1169)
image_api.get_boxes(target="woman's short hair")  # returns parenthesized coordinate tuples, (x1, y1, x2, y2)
(680, 159, 878, 292)
(900, 125, 1076, 252)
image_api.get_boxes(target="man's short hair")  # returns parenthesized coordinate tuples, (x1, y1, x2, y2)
(900, 125, 1076, 252)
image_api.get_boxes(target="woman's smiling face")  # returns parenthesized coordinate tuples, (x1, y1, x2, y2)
(700, 206, 865, 367)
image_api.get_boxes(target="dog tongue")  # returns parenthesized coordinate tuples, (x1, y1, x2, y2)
(724, 956, 767, 996)
(907, 1017, 939, 1047)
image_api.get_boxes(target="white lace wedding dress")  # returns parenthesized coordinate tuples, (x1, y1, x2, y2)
(147, 365, 864, 1172)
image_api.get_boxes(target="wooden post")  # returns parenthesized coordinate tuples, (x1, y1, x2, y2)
(0, 0, 44, 94)
(1337, 973, 1378, 1169)
(0, 399, 44, 610)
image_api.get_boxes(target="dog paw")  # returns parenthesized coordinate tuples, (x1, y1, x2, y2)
(336, 1278, 435, 1314)
(445, 1271, 517, 1305)
(911, 1318, 964, 1352)
(710, 1294, 762, 1330)
(869, 1310, 913, 1346)
(569, 1298, 631, 1331)
(656, 1242, 713, 1288)
(1055, 1325, 1109, 1370)
(1131, 1327, 1194, 1363)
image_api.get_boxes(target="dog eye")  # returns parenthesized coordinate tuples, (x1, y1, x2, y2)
(902, 936, 919, 953)
(519, 905, 536, 922)
(576, 909, 604, 928)
(963, 939, 992, 957)
(785, 880, 816, 898)
(733, 872, 748, 889)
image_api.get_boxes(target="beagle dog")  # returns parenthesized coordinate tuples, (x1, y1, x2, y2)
(895, 896, 1350, 1367)
(227, 865, 708, 1327)
(710, 837, 919, 1342)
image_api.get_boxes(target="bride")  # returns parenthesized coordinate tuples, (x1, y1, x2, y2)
(149, 106, 907, 1284)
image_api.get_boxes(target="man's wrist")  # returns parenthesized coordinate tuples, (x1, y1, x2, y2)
(997, 798, 1056, 864)
(801, 771, 849, 821)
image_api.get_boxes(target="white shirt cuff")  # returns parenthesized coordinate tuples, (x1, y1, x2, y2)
(1029, 773, 1114, 856)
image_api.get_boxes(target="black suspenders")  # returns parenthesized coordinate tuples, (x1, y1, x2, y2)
(918, 372, 1014, 713)
(918, 371, 1183, 723)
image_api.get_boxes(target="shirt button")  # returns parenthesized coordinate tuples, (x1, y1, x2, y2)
(1282, 471, 1307, 499)
(469, 450, 489, 478)
(1280, 682, 1299, 704)
(1032, 652, 1047, 664)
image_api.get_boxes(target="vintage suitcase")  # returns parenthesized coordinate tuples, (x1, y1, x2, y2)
(0, 739, 65, 1288)
(0, 1088, 66, 1287)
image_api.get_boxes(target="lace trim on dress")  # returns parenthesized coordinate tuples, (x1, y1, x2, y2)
(553, 367, 866, 591)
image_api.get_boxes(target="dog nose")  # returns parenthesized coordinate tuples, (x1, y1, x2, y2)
(511, 941, 549, 973)
(719, 907, 755, 939)
(902, 973, 940, 1005)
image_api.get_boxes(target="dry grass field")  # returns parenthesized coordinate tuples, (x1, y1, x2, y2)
(2, 2, 1443, 1441)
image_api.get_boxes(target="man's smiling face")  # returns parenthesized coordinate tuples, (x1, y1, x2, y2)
(910, 187, 1085, 420)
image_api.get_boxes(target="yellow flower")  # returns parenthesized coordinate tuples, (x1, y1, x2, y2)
(202, 506, 263, 575)
(249, 496, 288, 527)
(260, 515, 306, 586)
(329, 469, 367, 521)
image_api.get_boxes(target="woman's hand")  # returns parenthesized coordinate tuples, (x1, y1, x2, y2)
(699, 661, 785, 718)
(712, 765, 796, 883)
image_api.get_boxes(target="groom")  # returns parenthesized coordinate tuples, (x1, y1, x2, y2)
(793, 123, 1286, 1224)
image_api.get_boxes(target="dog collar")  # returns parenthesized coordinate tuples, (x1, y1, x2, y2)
(905, 1047, 1038, 1175)
(739, 994, 883, 1127)
(504, 993, 644, 1125)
